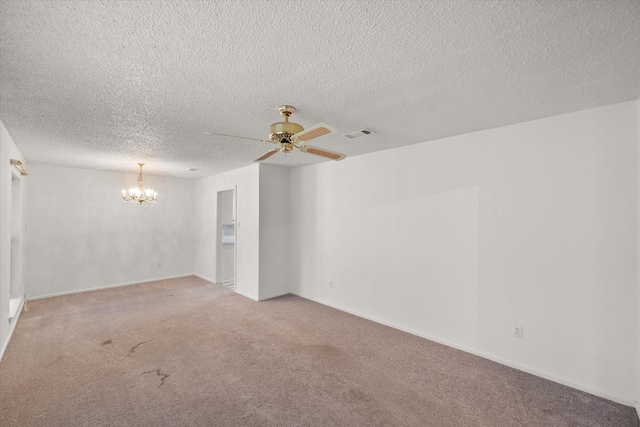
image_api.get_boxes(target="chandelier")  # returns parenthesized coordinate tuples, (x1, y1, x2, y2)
(121, 163, 157, 205)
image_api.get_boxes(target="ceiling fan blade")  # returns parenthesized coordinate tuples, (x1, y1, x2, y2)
(293, 123, 337, 143)
(254, 148, 280, 162)
(205, 132, 272, 144)
(300, 145, 346, 161)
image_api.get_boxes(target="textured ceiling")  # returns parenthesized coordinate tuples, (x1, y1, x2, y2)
(1, 0, 639, 179)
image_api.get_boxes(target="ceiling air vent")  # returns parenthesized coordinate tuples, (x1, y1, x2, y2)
(343, 129, 375, 139)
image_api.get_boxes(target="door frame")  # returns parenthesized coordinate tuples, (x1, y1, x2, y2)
(215, 187, 237, 289)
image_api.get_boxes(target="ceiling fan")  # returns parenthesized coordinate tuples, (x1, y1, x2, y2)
(207, 105, 346, 162)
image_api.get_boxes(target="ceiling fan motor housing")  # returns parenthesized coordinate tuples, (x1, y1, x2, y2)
(269, 105, 303, 144)
(269, 121, 304, 143)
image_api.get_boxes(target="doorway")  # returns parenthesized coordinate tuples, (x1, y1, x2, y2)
(216, 189, 236, 289)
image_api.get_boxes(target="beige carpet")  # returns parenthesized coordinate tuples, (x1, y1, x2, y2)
(1, 276, 638, 426)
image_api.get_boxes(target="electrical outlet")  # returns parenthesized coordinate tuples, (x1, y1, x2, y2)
(329, 281, 333, 288)
(514, 327, 523, 338)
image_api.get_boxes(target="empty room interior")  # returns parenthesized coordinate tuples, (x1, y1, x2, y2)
(0, 1, 639, 426)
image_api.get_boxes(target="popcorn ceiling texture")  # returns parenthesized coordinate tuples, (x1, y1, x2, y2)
(0, 0, 638, 178)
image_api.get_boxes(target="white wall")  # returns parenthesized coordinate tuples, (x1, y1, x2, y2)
(0, 121, 27, 360)
(636, 99, 640, 417)
(25, 164, 195, 298)
(9, 173, 25, 300)
(290, 101, 638, 405)
(194, 163, 289, 301)
(258, 164, 290, 300)
(194, 164, 260, 300)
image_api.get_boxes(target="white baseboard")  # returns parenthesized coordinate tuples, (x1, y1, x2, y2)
(234, 289, 259, 302)
(194, 273, 216, 284)
(27, 274, 195, 300)
(194, 274, 234, 287)
(258, 291, 291, 301)
(1, 296, 25, 362)
(290, 292, 636, 408)
(9, 297, 22, 319)
(473, 349, 635, 407)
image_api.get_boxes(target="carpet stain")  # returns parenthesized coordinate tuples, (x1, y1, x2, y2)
(127, 340, 151, 356)
(346, 387, 370, 403)
(101, 339, 112, 346)
(141, 369, 170, 387)
(309, 344, 348, 363)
